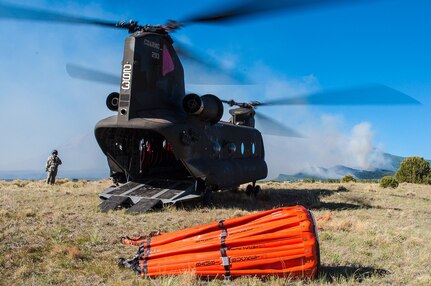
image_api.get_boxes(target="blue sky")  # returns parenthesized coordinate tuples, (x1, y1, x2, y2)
(0, 0, 429, 178)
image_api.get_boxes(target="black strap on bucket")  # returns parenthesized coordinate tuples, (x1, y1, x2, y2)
(218, 220, 231, 279)
(141, 236, 152, 276)
(119, 231, 162, 277)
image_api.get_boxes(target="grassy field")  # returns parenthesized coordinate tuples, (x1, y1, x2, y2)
(0, 179, 430, 285)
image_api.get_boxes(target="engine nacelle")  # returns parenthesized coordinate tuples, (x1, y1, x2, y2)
(182, 93, 224, 124)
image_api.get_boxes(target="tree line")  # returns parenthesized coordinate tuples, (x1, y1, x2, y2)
(380, 156, 431, 188)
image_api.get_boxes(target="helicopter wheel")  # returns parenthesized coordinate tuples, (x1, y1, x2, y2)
(246, 184, 260, 197)
(245, 184, 254, 197)
(111, 172, 126, 186)
(253, 185, 261, 196)
(201, 186, 215, 205)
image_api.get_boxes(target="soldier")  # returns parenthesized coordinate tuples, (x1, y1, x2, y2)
(46, 149, 62, 185)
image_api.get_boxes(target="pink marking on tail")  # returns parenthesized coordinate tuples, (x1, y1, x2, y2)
(162, 45, 175, 76)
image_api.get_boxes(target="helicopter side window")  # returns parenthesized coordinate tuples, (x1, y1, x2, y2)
(240, 143, 245, 155)
(252, 143, 255, 155)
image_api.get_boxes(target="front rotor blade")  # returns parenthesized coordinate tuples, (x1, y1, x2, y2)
(66, 64, 120, 85)
(175, 42, 250, 85)
(255, 112, 303, 138)
(0, 3, 117, 27)
(260, 84, 421, 106)
(182, 0, 361, 24)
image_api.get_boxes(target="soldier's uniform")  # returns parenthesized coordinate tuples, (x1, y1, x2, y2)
(46, 150, 62, 185)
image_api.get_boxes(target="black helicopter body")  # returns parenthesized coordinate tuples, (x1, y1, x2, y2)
(95, 29, 266, 194)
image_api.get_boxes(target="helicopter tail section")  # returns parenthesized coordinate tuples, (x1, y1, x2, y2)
(117, 32, 185, 124)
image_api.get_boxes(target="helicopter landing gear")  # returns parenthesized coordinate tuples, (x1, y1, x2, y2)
(196, 179, 214, 205)
(111, 172, 127, 186)
(200, 184, 216, 206)
(246, 182, 260, 197)
(254, 185, 262, 195)
(202, 188, 213, 205)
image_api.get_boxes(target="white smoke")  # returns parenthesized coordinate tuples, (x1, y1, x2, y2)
(186, 58, 391, 179)
(347, 122, 375, 169)
(264, 118, 391, 179)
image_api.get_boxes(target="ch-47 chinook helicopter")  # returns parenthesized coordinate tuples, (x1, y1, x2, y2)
(1, 0, 419, 212)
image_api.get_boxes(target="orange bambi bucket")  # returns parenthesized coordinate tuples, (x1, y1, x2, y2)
(119, 206, 320, 279)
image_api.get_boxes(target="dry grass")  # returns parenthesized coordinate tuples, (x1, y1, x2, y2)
(1, 179, 430, 285)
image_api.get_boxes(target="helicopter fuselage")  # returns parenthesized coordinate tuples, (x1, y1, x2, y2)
(95, 31, 267, 190)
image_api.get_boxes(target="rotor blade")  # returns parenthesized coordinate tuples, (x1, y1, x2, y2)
(0, 2, 117, 28)
(259, 84, 421, 106)
(182, 0, 363, 24)
(255, 112, 303, 138)
(66, 64, 120, 85)
(175, 42, 250, 85)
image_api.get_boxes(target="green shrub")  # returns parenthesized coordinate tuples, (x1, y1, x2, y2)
(303, 178, 316, 183)
(324, 179, 340, 183)
(395, 157, 431, 184)
(380, 176, 399, 188)
(341, 175, 357, 183)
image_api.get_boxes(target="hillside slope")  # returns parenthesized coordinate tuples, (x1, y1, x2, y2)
(276, 152, 431, 181)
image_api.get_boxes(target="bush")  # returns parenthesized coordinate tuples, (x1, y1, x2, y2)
(380, 176, 399, 188)
(323, 179, 340, 183)
(395, 157, 431, 184)
(341, 175, 357, 183)
(303, 178, 316, 183)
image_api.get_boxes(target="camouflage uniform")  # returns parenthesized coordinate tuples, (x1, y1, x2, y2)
(46, 150, 62, 184)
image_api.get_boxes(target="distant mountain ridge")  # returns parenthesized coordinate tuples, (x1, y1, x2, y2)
(275, 153, 430, 181)
(275, 165, 394, 181)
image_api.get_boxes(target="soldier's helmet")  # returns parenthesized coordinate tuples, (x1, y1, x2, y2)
(52, 149, 58, 155)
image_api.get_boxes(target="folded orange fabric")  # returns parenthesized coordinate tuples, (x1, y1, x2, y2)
(120, 206, 319, 279)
